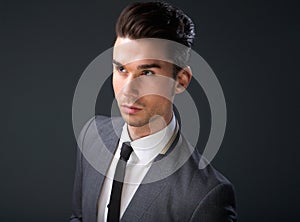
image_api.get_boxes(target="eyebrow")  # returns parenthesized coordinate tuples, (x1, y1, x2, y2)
(112, 59, 161, 70)
(112, 59, 123, 67)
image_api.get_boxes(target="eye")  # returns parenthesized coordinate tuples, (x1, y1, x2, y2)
(117, 66, 127, 72)
(142, 70, 155, 76)
(115, 65, 127, 73)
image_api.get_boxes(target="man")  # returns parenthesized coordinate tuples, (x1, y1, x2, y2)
(70, 1, 237, 222)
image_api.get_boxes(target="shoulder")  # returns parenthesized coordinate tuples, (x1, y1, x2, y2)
(82, 115, 123, 133)
(168, 133, 235, 197)
(176, 134, 232, 187)
(76, 115, 124, 148)
(156, 134, 237, 220)
(177, 135, 237, 220)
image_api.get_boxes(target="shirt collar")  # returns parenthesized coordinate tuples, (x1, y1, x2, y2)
(119, 114, 176, 165)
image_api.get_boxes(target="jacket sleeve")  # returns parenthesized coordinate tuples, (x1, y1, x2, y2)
(190, 183, 237, 222)
(69, 145, 83, 221)
(69, 117, 95, 221)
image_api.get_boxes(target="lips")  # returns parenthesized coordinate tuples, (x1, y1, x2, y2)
(120, 104, 142, 114)
(121, 104, 142, 114)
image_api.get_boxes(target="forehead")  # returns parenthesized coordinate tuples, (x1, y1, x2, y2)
(113, 58, 170, 68)
(113, 37, 173, 66)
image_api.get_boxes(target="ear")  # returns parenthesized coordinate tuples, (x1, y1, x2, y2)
(175, 66, 192, 94)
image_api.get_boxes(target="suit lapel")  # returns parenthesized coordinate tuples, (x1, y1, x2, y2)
(121, 132, 183, 221)
(121, 167, 168, 222)
(121, 132, 196, 222)
(95, 116, 124, 185)
(84, 117, 124, 221)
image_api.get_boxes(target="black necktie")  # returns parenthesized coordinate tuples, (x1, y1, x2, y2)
(107, 142, 133, 222)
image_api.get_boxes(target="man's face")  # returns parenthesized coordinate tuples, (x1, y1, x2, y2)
(113, 37, 177, 128)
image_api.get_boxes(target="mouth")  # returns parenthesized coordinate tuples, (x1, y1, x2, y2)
(120, 104, 143, 115)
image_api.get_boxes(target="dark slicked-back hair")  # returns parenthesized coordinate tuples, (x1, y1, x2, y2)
(116, 1, 195, 48)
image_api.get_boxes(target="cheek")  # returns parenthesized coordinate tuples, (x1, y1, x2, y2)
(143, 95, 172, 109)
(139, 77, 175, 98)
(112, 75, 122, 96)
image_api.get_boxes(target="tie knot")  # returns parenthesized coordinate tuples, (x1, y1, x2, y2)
(120, 142, 133, 161)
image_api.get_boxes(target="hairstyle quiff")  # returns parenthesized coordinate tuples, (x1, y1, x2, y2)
(115, 1, 195, 48)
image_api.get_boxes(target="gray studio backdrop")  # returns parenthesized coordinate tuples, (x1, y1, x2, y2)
(1, 0, 297, 221)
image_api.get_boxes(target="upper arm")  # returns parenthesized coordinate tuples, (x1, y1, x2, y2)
(70, 117, 96, 221)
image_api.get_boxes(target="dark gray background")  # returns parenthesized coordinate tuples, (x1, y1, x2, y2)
(1, 0, 298, 221)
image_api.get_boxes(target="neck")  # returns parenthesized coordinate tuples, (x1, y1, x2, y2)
(128, 113, 173, 141)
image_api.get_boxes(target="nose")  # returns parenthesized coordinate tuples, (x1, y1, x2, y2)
(121, 74, 140, 98)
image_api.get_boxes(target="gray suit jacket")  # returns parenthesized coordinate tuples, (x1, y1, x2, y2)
(70, 115, 237, 222)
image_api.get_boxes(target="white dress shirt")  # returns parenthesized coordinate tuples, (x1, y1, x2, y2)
(97, 114, 177, 222)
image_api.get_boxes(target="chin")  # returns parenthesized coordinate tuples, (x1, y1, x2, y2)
(123, 116, 149, 128)
(127, 120, 148, 128)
